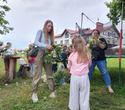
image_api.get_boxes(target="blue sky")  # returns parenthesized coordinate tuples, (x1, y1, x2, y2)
(0, 0, 124, 49)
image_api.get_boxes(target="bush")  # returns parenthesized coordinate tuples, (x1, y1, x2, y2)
(54, 69, 71, 85)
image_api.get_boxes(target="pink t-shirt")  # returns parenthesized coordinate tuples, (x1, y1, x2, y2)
(26, 56, 35, 63)
(67, 52, 91, 76)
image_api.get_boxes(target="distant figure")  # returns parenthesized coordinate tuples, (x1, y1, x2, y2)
(26, 44, 35, 77)
(60, 47, 67, 69)
(66, 46, 72, 58)
(19, 58, 26, 65)
(4, 42, 14, 56)
(59, 62, 64, 71)
(26, 56, 35, 77)
(0, 44, 8, 50)
(52, 63, 57, 73)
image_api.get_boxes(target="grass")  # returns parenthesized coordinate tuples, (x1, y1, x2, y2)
(0, 55, 125, 110)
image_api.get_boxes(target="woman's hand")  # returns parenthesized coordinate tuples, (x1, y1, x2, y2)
(96, 41, 100, 46)
(96, 41, 105, 49)
(46, 45, 53, 50)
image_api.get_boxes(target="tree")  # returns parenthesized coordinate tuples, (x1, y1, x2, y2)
(0, 0, 14, 35)
(105, 0, 125, 27)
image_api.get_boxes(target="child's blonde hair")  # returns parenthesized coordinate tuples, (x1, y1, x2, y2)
(72, 35, 91, 63)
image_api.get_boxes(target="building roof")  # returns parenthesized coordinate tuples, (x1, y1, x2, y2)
(55, 28, 89, 37)
(83, 29, 93, 35)
(55, 22, 119, 38)
(55, 33, 62, 38)
(102, 26, 111, 32)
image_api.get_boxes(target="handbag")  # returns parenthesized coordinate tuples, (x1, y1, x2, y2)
(29, 30, 42, 57)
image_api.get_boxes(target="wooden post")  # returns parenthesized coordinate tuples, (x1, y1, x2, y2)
(22, 65, 30, 77)
(4, 59, 9, 77)
(9, 59, 15, 81)
(13, 59, 17, 78)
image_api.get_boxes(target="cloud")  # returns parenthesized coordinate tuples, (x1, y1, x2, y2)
(1, 0, 122, 49)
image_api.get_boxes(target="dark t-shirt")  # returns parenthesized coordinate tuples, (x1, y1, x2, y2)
(92, 38, 108, 61)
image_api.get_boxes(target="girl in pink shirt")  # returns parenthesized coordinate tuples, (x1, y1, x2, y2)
(67, 35, 91, 110)
(26, 56, 35, 76)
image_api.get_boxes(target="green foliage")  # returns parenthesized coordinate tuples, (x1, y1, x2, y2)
(88, 37, 105, 59)
(54, 69, 71, 85)
(0, 41, 4, 46)
(54, 69, 65, 84)
(105, 0, 125, 27)
(0, 56, 125, 110)
(44, 44, 62, 65)
(0, 0, 14, 35)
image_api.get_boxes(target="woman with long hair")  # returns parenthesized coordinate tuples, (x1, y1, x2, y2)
(67, 35, 91, 110)
(32, 20, 56, 102)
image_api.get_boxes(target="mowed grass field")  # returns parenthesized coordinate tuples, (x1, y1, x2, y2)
(0, 55, 125, 110)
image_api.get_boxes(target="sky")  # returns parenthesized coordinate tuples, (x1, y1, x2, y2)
(0, 0, 124, 49)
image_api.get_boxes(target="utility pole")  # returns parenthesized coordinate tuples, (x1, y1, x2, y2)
(119, 1, 124, 89)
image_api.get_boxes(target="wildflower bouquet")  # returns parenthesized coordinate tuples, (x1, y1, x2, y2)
(87, 37, 105, 59)
(44, 44, 62, 65)
(88, 37, 105, 50)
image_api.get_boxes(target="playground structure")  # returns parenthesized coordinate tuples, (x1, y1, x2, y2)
(76, 9, 124, 89)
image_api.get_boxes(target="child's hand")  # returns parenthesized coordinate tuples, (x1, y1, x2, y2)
(66, 69, 70, 74)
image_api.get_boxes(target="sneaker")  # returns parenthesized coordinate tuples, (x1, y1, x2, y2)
(32, 93, 38, 102)
(49, 92, 56, 98)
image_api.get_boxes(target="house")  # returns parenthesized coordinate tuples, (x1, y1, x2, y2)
(55, 22, 120, 48)
(55, 28, 89, 45)
(96, 22, 120, 48)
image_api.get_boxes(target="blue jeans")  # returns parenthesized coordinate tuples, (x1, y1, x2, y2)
(88, 60, 111, 87)
(29, 62, 34, 76)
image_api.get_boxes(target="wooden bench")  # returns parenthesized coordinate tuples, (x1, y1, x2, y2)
(22, 65, 30, 77)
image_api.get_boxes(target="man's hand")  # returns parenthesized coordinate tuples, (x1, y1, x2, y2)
(5, 44, 9, 48)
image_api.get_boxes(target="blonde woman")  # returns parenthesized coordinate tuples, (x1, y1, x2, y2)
(67, 35, 91, 110)
(32, 20, 55, 102)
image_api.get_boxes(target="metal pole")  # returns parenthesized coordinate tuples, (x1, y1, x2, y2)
(80, 13, 84, 36)
(81, 13, 84, 29)
(119, 1, 123, 89)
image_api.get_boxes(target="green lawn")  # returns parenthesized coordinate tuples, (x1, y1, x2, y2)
(0, 55, 125, 110)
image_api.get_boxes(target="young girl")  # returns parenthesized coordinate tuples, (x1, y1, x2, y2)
(26, 44, 35, 77)
(67, 35, 91, 110)
(26, 56, 35, 76)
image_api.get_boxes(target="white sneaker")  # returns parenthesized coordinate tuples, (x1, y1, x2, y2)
(32, 93, 38, 102)
(49, 92, 56, 98)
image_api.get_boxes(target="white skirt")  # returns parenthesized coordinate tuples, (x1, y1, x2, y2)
(69, 74, 90, 110)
